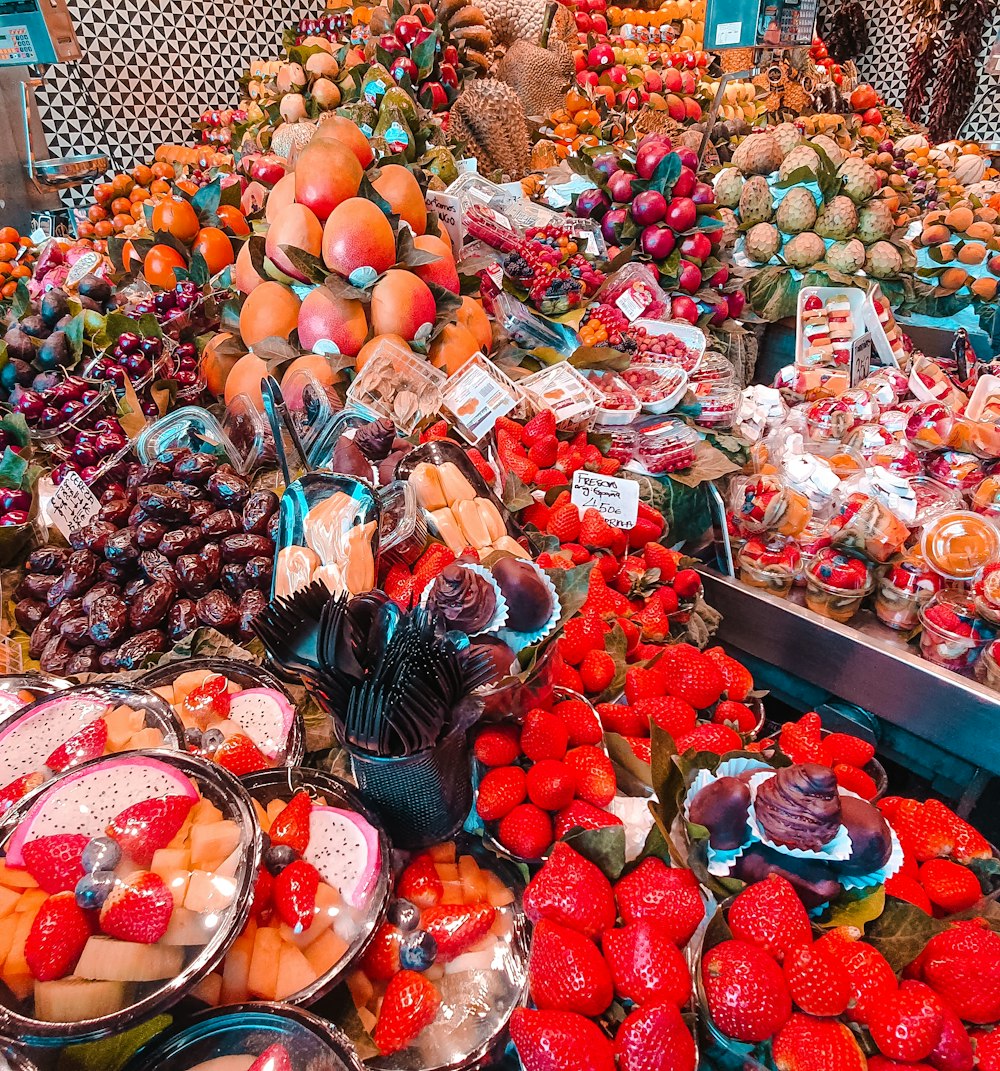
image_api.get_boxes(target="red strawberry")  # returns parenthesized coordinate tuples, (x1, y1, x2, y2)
(672, 569, 701, 599)
(624, 665, 665, 705)
(637, 600, 671, 641)
(45, 719, 109, 774)
(615, 1000, 696, 1071)
(971, 1029, 1000, 1071)
(523, 500, 552, 530)
(821, 732, 876, 768)
(816, 927, 897, 1026)
(921, 799, 991, 863)
(21, 834, 90, 894)
(523, 841, 616, 938)
(674, 723, 743, 755)
(616, 615, 641, 652)
(704, 647, 753, 701)
(603, 920, 692, 1007)
(701, 939, 792, 1042)
(383, 562, 416, 608)
(526, 760, 575, 812)
(584, 571, 630, 618)
(772, 1013, 867, 1071)
(885, 872, 933, 913)
(535, 468, 568, 491)
(267, 790, 312, 855)
(637, 696, 697, 737)
(474, 724, 522, 767)
(412, 544, 457, 596)
(420, 419, 449, 442)
(728, 874, 811, 961)
(183, 675, 232, 724)
(523, 410, 556, 444)
(250, 867, 273, 918)
(914, 919, 1000, 1023)
(613, 555, 650, 595)
(643, 543, 678, 582)
(476, 766, 527, 821)
(553, 699, 603, 747)
(783, 941, 851, 1016)
(655, 586, 679, 615)
(106, 794, 195, 866)
(779, 713, 824, 764)
(561, 543, 592, 565)
(100, 872, 174, 944)
(579, 649, 615, 694)
(659, 645, 724, 708)
(529, 918, 614, 1016)
(565, 745, 615, 807)
(919, 858, 982, 914)
(510, 1008, 615, 1071)
(361, 922, 402, 981)
(0, 771, 45, 816)
(712, 700, 759, 733)
(273, 859, 319, 931)
(597, 701, 649, 738)
(614, 858, 704, 946)
(521, 709, 569, 761)
(929, 998, 974, 1071)
(215, 733, 271, 776)
(247, 1045, 293, 1071)
(627, 516, 663, 549)
(397, 854, 442, 909)
(869, 1059, 935, 1071)
(552, 661, 585, 693)
(547, 504, 582, 543)
(506, 453, 539, 485)
(869, 980, 945, 1062)
(559, 615, 608, 665)
(421, 901, 496, 961)
(25, 892, 93, 981)
(580, 508, 614, 550)
(833, 764, 878, 800)
(555, 800, 622, 839)
(497, 803, 552, 860)
(373, 970, 441, 1055)
(625, 737, 652, 764)
(528, 438, 558, 468)
(466, 448, 496, 485)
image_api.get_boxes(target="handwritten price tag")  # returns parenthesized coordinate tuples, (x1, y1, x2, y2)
(46, 471, 101, 539)
(571, 471, 640, 529)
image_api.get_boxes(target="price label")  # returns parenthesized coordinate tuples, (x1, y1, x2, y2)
(424, 190, 462, 253)
(851, 333, 873, 387)
(45, 472, 101, 539)
(571, 471, 640, 529)
(714, 20, 744, 45)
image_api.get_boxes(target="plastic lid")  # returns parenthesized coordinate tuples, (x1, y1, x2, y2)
(0, 752, 260, 1045)
(0, 673, 71, 723)
(922, 510, 1000, 580)
(804, 547, 872, 592)
(137, 406, 244, 472)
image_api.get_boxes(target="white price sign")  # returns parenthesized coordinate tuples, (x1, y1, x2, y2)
(571, 471, 640, 529)
(45, 472, 102, 539)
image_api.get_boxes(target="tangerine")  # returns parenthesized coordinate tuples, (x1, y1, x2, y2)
(224, 353, 269, 410)
(132, 164, 153, 186)
(151, 162, 175, 179)
(0, 243, 16, 262)
(0, 228, 18, 244)
(151, 197, 200, 243)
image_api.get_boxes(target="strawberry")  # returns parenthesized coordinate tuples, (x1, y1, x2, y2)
(22, 834, 89, 894)
(816, 927, 898, 1026)
(625, 737, 652, 764)
(637, 696, 697, 738)
(833, 764, 878, 800)
(547, 503, 582, 543)
(508, 454, 539, 484)
(273, 859, 319, 931)
(267, 790, 312, 855)
(712, 700, 758, 733)
(397, 853, 442, 909)
(466, 448, 496, 485)
(779, 713, 824, 764)
(373, 970, 441, 1055)
(477, 766, 528, 821)
(772, 1013, 867, 1071)
(604, 919, 692, 1007)
(659, 645, 724, 708)
(526, 760, 575, 811)
(421, 901, 496, 961)
(929, 998, 974, 1071)
(637, 600, 671, 641)
(561, 542, 593, 564)
(528, 438, 558, 468)
(919, 858, 982, 914)
(593, 456, 621, 476)
(0, 771, 45, 815)
(584, 570, 630, 618)
(25, 893, 93, 981)
(100, 872, 174, 944)
(869, 980, 945, 1062)
(45, 719, 109, 774)
(821, 732, 876, 768)
(215, 733, 271, 776)
(616, 615, 641, 652)
(529, 918, 614, 1016)
(510, 1008, 615, 1071)
(552, 661, 585, 693)
(655, 586, 679, 616)
(361, 921, 402, 981)
(614, 859, 704, 946)
(616, 1003, 696, 1071)
(420, 419, 449, 442)
(885, 872, 933, 913)
(537, 551, 572, 569)
(495, 415, 524, 442)
(250, 867, 273, 918)
(412, 544, 456, 596)
(579, 649, 615, 694)
(247, 1045, 293, 1071)
(627, 514, 663, 549)
(868, 1059, 934, 1071)
(915, 919, 1000, 1023)
(474, 724, 522, 767)
(643, 543, 678, 581)
(728, 875, 811, 961)
(971, 1029, 1000, 1071)
(523, 410, 556, 444)
(701, 939, 792, 1042)
(383, 562, 416, 608)
(782, 941, 851, 1016)
(523, 842, 616, 938)
(106, 794, 195, 866)
(522, 500, 552, 530)
(675, 723, 743, 755)
(521, 709, 569, 761)
(565, 745, 615, 807)
(704, 646, 754, 701)
(624, 665, 665, 705)
(553, 699, 602, 747)
(535, 468, 568, 491)
(182, 675, 232, 726)
(497, 803, 552, 860)
(580, 508, 615, 550)
(554, 800, 623, 838)
(672, 569, 701, 599)
(922, 799, 991, 863)
(597, 701, 649, 738)
(613, 555, 650, 595)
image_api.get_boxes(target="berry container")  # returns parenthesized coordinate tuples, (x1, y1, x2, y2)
(919, 591, 996, 677)
(620, 364, 688, 415)
(694, 385, 740, 430)
(635, 418, 699, 474)
(689, 351, 734, 385)
(584, 370, 640, 426)
(630, 319, 706, 373)
(28, 381, 124, 467)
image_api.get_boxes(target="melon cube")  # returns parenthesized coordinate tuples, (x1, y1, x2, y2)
(35, 978, 129, 1022)
(0, 915, 19, 969)
(215, 849, 242, 879)
(358, 1007, 377, 1035)
(458, 856, 486, 903)
(247, 926, 282, 1000)
(190, 799, 224, 826)
(427, 842, 456, 864)
(191, 820, 241, 872)
(303, 929, 348, 976)
(4, 973, 32, 1000)
(151, 685, 176, 706)
(171, 670, 214, 702)
(483, 871, 515, 908)
(440, 880, 463, 905)
(15, 889, 47, 915)
(316, 881, 341, 914)
(275, 941, 319, 1000)
(185, 870, 236, 913)
(126, 727, 165, 749)
(151, 848, 190, 874)
(434, 863, 459, 882)
(0, 864, 38, 890)
(161, 906, 208, 945)
(252, 800, 269, 830)
(347, 970, 374, 1011)
(219, 926, 256, 1005)
(0, 886, 21, 920)
(266, 799, 286, 824)
(190, 971, 222, 1006)
(103, 706, 145, 750)
(4, 910, 36, 977)
(74, 936, 183, 981)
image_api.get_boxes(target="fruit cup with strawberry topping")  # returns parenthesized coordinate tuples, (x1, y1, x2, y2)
(828, 492, 910, 564)
(925, 450, 986, 497)
(874, 554, 942, 631)
(804, 397, 854, 443)
(905, 400, 955, 453)
(737, 537, 802, 599)
(919, 591, 997, 676)
(0, 752, 259, 1042)
(729, 474, 812, 538)
(803, 548, 873, 623)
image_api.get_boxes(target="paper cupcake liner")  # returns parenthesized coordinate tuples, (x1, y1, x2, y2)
(496, 564, 561, 653)
(746, 771, 854, 862)
(421, 562, 509, 636)
(837, 788, 906, 891)
(684, 759, 772, 876)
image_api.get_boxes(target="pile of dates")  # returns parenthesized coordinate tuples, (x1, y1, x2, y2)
(14, 448, 277, 674)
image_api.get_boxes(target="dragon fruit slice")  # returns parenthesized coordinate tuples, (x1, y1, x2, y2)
(5, 756, 198, 868)
(0, 695, 111, 786)
(227, 689, 295, 761)
(303, 806, 380, 909)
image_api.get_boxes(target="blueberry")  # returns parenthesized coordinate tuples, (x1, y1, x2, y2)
(202, 727, 226, 751)
(399, 929, 437, 971)
(265, 843, 299, 875)
(184, 727, 203, 750)
(75, 870, 116, 909)
(389, 898, 421, 932)
(81, 836, 121, 873)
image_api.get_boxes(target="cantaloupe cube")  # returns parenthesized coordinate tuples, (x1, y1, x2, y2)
(0, 915, 19, 969)
(190, 799, 224, 826)
(440, 880, 463, 905)
(126, 727, 164, 749)
(5, 974, 32, 1000)
(103, 706, 145, 750)
(252, 800, 269, 830)
(266, 799, 286, 824)
(35, 978, 128, 1022)
(6, 910, 39, 977)
(191, 820, 240, 871)
(163, 870, 191, 907)
(171, 670, 213, 702)
(220, 936, 252, 1005)
(358, 1007, 377, 1035)
(215, 850, 242, 879)
(0, 886, 21, 920)
(303, 929, 348, 976)
(161, 906, 208, 945)
(347, 970, 374, 1011)
(151, 848, 190, 877)
(434, 862, 459, 882)
(247, 926, 282, 1000)
(190, 971, 223, 1005)
(0, 865, 38, 890)
(458, 856, 487, 903)
(74, 936, 183, 981)
(275, 941, 318, 1000)
(483, 871, 515, 907)
(427, 842, 456, 864)
(184, 870, 236, 913)
(151, 685, 176, 706)
(278, 903, 333, 948)
(316, 881, 340, 914)
(15, 890, 47, 915)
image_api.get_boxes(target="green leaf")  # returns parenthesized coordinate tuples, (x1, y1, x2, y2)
(323, 274, 372, 304)
(566, 154, 607, 188)
(219, 180, 243, 209)
(101, 312, 142, 347)
(11, 281, 30, 320)
(0, 447, 28, 490)
(648, 153, 681, 196)
(191, 178, 222, 222)
(410, 27, 438, 78)
(280, 246, 330, 284)
(55, 1014, 172, 1071)
(569, 345, 630, 371)
(563, 824, 627, 881)
(63, 312, 85, 361)
(605, 731, 653, 795)
(774, 166, 819, 189)
(501, 471, 534, 512)
(816, 886, 886, 930)
(638, 817, 672, 863)
(138, 313, 164, 340)
(864, 896, 950, 971)
(187, 250, 211, 287)
(0, 412, 30, 449)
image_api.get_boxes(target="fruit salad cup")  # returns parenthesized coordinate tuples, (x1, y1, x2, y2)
(0, 682, 183, 818)
(867, 442, 923, 478)
(804, 397, 853, 443)
(138, 658, 305, 776)
(874, 555, 942, 631)
(729, 474, 812, 538)
(919, 591, 997, 677)
(194, 769, 390, 1007)
(975, 640, 1000, 691)
(795, 519, 833, 587)
(737, 537, 802, 599)
(0, 751, 260, 1044)
(925, 450, 986, 498)
(921, 511, 1000, 582)
(828, 493, 910, 564)
(348, 838, 528, 1069)
(973, 562, 1000, 627)
(803, 548, 873, 624)
(973, 475, 1000, 520)
(905, 400, 954, 453)
(840, 387, 881, 425)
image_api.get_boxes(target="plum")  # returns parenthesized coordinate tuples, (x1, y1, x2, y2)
(689, 776, 751, 850)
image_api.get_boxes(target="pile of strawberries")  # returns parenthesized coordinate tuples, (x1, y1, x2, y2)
(381, 543, 459, 609)
(473, 698, 620, 861)
(512, 845, 701, 1071)
(494, 413, 621, 492)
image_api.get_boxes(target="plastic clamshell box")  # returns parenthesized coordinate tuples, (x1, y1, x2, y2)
(584, 370, 641, 427)
(863, 283, 907, 369)
(795, 286, 869, 372)
(631, 318, 707, 373)
(517, 363, 601, 432)
(137, 406, 248, 474)
(377, 479, 428, 564)
(346, 339, 445, 437)
(493, 292, 577, 356)
(441, 353, 520, 444)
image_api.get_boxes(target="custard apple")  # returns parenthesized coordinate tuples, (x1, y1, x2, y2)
(810, 135, 846, 168)
(732, 132, 783, 176)
(837, 158, 880, 204)
(739, 175, 774, 225)
(745, 223, 781, 264)
(714, 168, 744, 209)
(867, 241, 903, 279)
(771, 122, 802, 158)
(776, 187, 819, 235)
(779, 145, 821, 182)
(826, 239, 867, 274)
(856, 200, 895, 244)
(815, 196, 859, 240)
(718, 207, 739, 250)
(783, 232, 827, 268)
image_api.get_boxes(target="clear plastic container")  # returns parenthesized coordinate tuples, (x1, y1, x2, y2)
(347, 339, 446, 436)
(137, 406, 244, 472)
(621, 364, 688, 414)
(840, 387, 881, 425)
(906, 400, 954, 453)
(803, 548, 873, 623)
(975, 639, 1000, 690)
(630, 318, 706, 373)
(636, 418, 699, 474)
(694, 384, 740, 430)
(690, 351, 735, 385)
(975, 474, 1000, 520)
(925, 450, 986, 496)
(874, 554, 942, 631)
(843, 422, 895, 456)
(921, 510, 1000, 581)
(804, 397, 853, 443)
(919, 591, 996, 677)
(440, 353, 519, 444)
(879, 408, 911, 438)
(738, 536, 802, 599)
(0, 672, 71, 723)
(728, 474, 812, 537)
(584, 370, 640, 426)
(868, 441, 923, 478)
(378, 480, 428, 564)
(828, 492, 910, 564)
(29, 381, 124, 463)
(517, 363, 599, 433)
(593, 263, 671, 322)
(974, 561, 1000, 626)
(909, 477, 965, 529)
(492, 292, 577, 356)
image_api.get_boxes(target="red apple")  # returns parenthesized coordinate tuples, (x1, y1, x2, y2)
(632, 190, 668, 225)
(601, 207, 628, 244)
(577, 188, 610, 220)
(680, 232, 712, 264)
(709, 265, 730, 287)
(390, 55, 419, 81)
(378, 33, 406, 54)
(591, 14, 607, 33)
(588, 43, 614, 68)
(575, 50, 586, 72)
(606, 64, 627, 85)
(250, 154, 286, 184)
(593, 153, 620, 177)
(675, 147, 698, 170)
(664, 196, 697, 232)
(692, 182, 715, 206)
(641, 224, 676, 259)
(578, 70, 598, 87)
(444, 44, 458, 64)
(673, 167, 696, 198)
(576, 11, 592, 31)
(394, 14, 422, 41)
(727, 291, 746, 319)
(670, 295, 700, 324)
(439, 62, 458, 88)
(644, 71, 663, 93)
(681, 71, 697, 94)
(607, 169, 636, 203)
